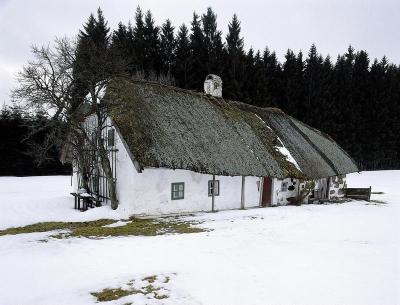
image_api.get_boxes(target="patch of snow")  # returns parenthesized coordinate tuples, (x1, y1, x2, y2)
(102, 220, 130, 228)
(253, 112, 300, 171)
(0, 171, 399, 305)
(276, 136, 301, 171)
(0, 176, 128, 230)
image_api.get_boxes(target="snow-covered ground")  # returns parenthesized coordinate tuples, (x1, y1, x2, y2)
(0, 171, 399, 305)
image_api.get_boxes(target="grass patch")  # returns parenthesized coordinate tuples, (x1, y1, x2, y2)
(143, 275, 157, 283)
(0, 218, 206, 239)
(0, 219, 115, 237)
(91, 274, 171, 302)
(91, 287, 132, 302)
(68, 218, 205, 239)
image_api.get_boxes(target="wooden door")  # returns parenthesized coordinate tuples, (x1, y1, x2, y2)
(261, 177, 272, 207)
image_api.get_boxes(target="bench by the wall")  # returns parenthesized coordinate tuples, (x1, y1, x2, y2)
(344, 187, 372, 201)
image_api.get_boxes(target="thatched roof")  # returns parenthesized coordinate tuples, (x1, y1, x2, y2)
(104, 79, 358, 179)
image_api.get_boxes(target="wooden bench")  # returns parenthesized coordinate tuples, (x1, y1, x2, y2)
(344, 187, 372, 201)
(70, 193, 101, 211)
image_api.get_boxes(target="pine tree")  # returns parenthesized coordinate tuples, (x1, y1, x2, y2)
(173, 24, 191, 88)
(281, 49, 304, 118)
(304, 44, 324, 126)
(110, 22, 135, 73)
(223, 14, 245, 100)
(188, 12, 207, 90)
(263, 47, 282, 107)
(143, 10, 160, 76)
(250, 50, 267, 106)
(132, 6, 146, 73)
(72, 8, 112, 110)
(159, 19, 176, 76)
(201, 7, 224, 75)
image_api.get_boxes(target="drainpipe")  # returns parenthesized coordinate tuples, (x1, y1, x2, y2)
(241, 176, 246, 209)
(211, 174, 216, 212)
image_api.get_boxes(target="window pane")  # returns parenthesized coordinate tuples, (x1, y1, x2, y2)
(172, 183, 184, 200)
(208, 180, 219, 196)
(107, 129, 115, 147)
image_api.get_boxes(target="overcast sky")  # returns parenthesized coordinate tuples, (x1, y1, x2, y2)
(1, 0, 399, 105)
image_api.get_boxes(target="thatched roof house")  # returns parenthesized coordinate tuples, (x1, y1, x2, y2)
(71, 76, 358, 214)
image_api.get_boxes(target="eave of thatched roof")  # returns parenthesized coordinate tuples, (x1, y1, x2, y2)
(104, 78, 358, 179)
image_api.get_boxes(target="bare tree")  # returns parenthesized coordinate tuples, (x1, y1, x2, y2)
(13, 37, 120, 209)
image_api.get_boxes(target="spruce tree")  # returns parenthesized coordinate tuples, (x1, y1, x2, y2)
(72, 8, 112, 110)
(263, 47, 282, 107)
(143, 10, 160, 77)
(188, 12, 207, 90)
(173, 24, 191, 88)
(304, 44, 324, 126)
(223, 14, 245, 100)
(281, 49, 304, 118)
(110, 22, 135, 73)
(133, 6, 146, 73)
(159, 19, 176, 76)
(201, 7, 224, 75)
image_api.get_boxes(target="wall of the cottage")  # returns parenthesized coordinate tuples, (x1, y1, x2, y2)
(271, 176, 347, 205)
(328, 175, 347, 199)
(113, 123, 261, 215)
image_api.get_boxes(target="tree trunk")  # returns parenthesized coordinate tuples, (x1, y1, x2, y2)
(98, 140, 118, 209)
(76, 148, 89, 191)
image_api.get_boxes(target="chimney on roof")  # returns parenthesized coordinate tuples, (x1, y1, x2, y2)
(204, 74, 222, 97)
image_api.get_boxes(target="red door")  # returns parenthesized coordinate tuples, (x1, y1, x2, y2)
(261, 177, 272, 207)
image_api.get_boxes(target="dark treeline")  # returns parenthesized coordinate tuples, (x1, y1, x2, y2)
(103, 7, 399, 170)
(0, 106, 71, 176)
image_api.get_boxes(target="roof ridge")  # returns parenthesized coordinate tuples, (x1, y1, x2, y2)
(120, 78, 287, 115)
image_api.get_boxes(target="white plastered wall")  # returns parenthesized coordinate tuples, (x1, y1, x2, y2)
(113, 122, 261, 216)
(271, 175, 346, 205)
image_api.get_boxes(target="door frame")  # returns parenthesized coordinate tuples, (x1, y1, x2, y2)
(259, 177, 274, 207)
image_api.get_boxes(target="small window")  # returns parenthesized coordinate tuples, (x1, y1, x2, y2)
(281, 182, 288, 192)
(171, 182, 185, 200)
(107, 129, 115, 147)
(208, 180, 220, 196)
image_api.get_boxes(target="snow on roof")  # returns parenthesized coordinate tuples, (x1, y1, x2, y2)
(104, 79, 358, 179)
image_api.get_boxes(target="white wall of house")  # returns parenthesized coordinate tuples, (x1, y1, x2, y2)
(113, 127, 261, 215)
(271, 175, 346, 206)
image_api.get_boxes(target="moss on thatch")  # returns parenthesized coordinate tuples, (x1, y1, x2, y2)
(104, 79, 358, 179)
